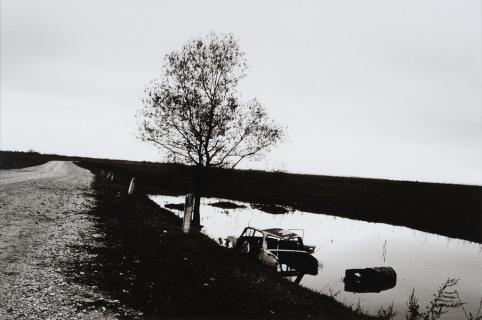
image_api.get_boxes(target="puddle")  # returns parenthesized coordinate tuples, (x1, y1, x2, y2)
(150, 195, 482, 319)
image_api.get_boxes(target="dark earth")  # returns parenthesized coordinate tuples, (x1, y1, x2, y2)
(0, 158, 383, 319)
(1, 150, 481, 319)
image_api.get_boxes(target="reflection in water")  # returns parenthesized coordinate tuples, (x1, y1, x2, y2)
(382, 240, 388, 263)
(150, 195, 482, 319)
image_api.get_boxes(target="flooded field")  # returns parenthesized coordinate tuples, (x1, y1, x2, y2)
(150, 195, 482, 319)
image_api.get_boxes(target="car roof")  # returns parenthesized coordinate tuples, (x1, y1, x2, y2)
(262, 228, 301, 239)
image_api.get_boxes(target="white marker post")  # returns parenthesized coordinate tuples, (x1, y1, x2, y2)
(127, 178, 136, 195)
(183, 193, 195, 233)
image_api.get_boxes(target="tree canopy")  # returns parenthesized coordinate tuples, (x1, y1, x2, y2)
(139, 33, 284, 170)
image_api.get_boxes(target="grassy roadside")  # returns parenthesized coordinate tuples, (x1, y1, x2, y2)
(70, 163, 383, 319)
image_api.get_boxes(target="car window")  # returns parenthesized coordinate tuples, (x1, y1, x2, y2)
(266, 235, 279, 249)
(253, 230, 263, 238)
(241, 228, 254, 237)
(279, 237, 304, 250)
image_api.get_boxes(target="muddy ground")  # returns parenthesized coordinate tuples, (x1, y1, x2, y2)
(0, 162, 138, 319)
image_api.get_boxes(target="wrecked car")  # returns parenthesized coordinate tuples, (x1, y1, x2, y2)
(229, 227, 319, 278)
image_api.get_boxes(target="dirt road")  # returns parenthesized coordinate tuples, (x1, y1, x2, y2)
(0, 161, 120, 319)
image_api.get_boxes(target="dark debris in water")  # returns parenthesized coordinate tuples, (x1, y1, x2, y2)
(209, 201, 246, 209)
(251, 203, 290, 214)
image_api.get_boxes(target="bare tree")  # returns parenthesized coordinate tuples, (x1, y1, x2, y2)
(139, 33, 284, 224)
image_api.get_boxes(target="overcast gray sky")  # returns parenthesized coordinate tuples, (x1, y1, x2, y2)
(1, 0, 481, 184)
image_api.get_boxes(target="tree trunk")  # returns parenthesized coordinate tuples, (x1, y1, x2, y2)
(192, 166, 205, 226)
(193, 193, 201, 225)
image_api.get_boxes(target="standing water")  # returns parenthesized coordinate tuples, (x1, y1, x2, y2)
(150, 195, 482, 319)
